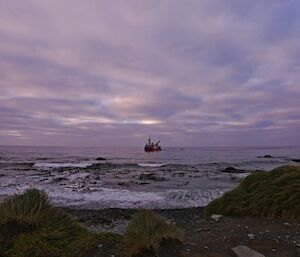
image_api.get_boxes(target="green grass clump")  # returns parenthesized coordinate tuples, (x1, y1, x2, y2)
(121, 210, 184, 257)
(7, 233, 59, 257)
(204, 165, 300, 219)
(0, 188, 97, 257)
(0, 188, 50, 224)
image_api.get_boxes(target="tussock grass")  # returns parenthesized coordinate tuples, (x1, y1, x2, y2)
(121, 210, 184, 257)
(204, 165, 300, 219)
(0, 188, 97, 257)
(0, 188, 50, 224)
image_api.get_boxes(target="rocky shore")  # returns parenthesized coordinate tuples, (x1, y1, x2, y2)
(65, 207, 300, 257)
(2, 165, 300, 257)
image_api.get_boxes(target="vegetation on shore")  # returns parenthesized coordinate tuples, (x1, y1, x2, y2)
(0, 189, 184, 257)
(3, 165, 299, 256)
(121, 210, 184, 257)
(0, 188, 97, 257)
(204, 165, 300, 219)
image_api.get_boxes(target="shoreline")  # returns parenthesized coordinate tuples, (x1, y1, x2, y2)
(64, 206, 300, 257)
(63, 207, 204, 234)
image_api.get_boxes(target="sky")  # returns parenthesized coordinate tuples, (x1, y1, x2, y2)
(0, 0, 300, 147)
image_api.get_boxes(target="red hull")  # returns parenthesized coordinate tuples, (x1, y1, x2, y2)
(144, 146, 161, 152)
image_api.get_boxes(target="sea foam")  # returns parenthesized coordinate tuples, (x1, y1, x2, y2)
(34, 161, 97, 169)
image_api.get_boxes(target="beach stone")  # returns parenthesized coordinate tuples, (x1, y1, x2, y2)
(248, 233, 255, 240)
(211, 214, 223, 222)
(232, 245, 265, 257)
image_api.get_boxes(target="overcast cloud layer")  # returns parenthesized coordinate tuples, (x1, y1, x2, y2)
(0, 0, 300, 146)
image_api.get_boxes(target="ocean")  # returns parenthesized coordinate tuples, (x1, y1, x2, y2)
(0, 145, 299, 209)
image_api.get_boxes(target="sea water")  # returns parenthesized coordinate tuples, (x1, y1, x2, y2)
(0, 145, 299, 209)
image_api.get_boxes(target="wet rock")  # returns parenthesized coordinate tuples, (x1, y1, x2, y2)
(211, 214, 223, 222)
(139, 182, 150, 185)
(232, 245, 265, 257)
(222, 167, 244, 173)
(118, 182, 129, 186)
(96, 157, 106, 161)
(139, 173, 166, 181)
(172, 172, 185, 177)
(50, 177, 68, 183)
(257, 155, 273, 158)
(291, 159, 300, 163)
(263, 155, 272, 158)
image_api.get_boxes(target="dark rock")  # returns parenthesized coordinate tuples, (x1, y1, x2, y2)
(118, 182, 129, 186)
(139, 173, 166, 181)
(222, 167, 245, 173)
(50, 177, 68, 183)
(96, 157, 106, 161)
(291, 159, 300, 163)
(257, 155, 273, 158)
(172, 172, 185, 177)
(264, 155, 273, 158)
(36, 157, 50, 161)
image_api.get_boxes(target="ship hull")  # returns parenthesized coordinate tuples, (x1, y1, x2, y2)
(144, 146, 161, 152)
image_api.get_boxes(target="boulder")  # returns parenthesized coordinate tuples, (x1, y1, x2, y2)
(257, 155, 273, 158)
(211, 214, 223, 222)
(96, 157, 106, 161)
(263, 155, 272, 158)
(232, 245, 265, 257)
(291, 159, 300, 163)
(222, 167, 244, 173)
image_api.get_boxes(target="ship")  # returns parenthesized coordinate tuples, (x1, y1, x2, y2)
(144, 138, 161, 152)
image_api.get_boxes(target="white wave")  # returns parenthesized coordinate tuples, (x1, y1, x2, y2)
(165, 189, 225, 207)
(137, 163, 166, 167)
(34, 161, 96, 168)
(46, 187, 228, 209)
(0, 185, 228, 209)
(48, 187, 165, 209)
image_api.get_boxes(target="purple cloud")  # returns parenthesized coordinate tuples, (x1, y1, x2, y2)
(0, 0, 299, 146)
